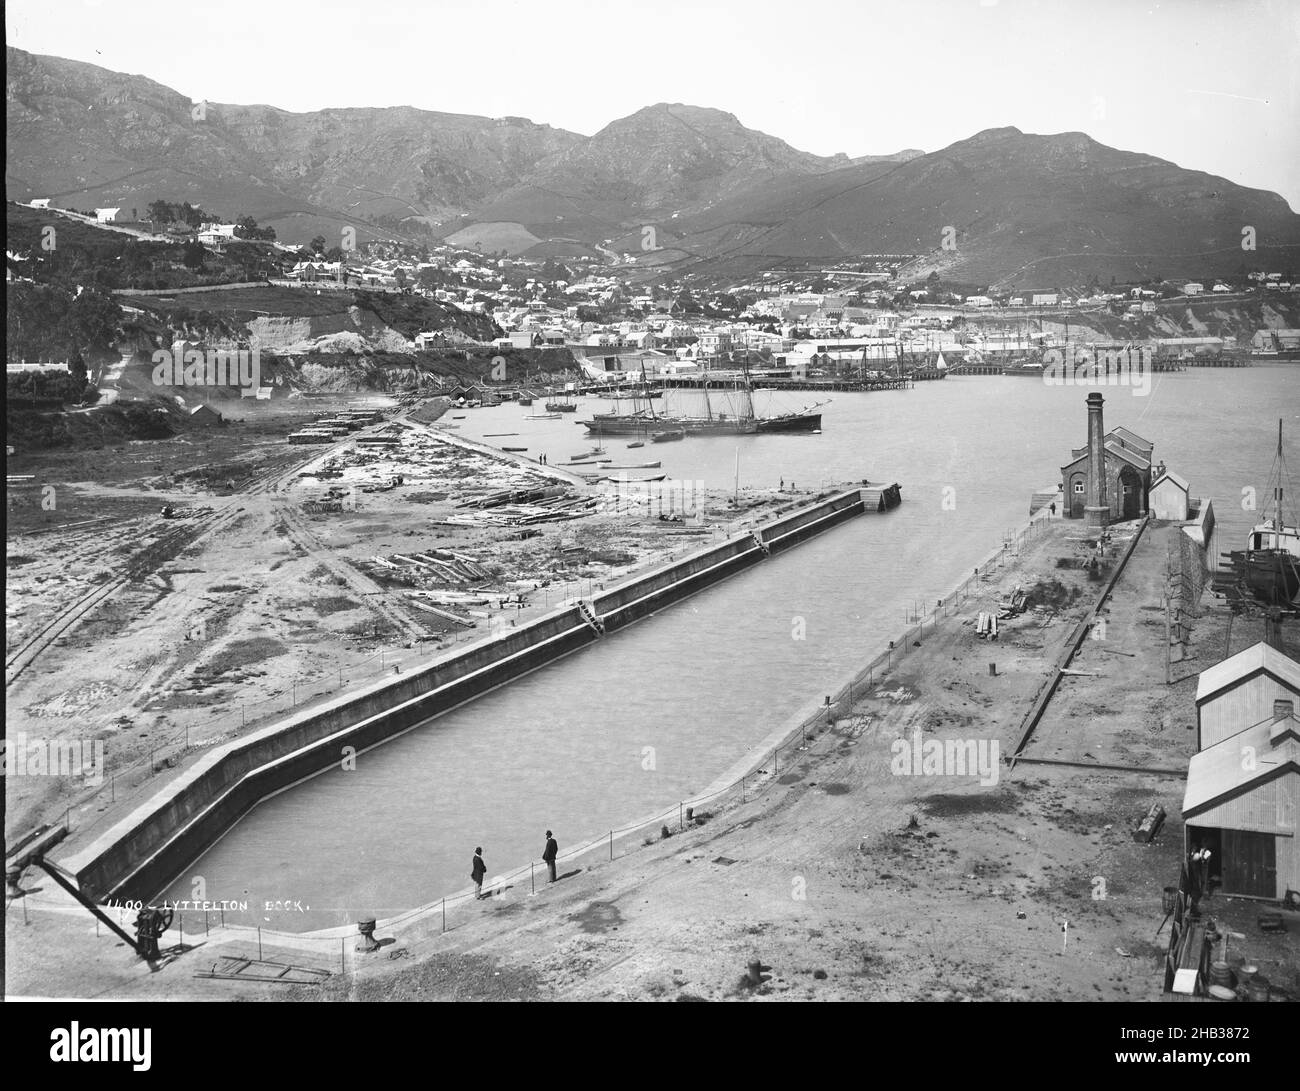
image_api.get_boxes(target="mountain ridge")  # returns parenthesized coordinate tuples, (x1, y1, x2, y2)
(7, 46, 1298, 280)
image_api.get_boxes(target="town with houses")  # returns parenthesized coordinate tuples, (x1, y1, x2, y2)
(9, 197, 1299, 385)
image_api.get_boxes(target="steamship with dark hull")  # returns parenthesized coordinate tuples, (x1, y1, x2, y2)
(582, 366, 825, 437)
(583, 409, 823, 436)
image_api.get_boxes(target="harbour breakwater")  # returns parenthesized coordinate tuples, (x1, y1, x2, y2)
(61, 484, 901, 903)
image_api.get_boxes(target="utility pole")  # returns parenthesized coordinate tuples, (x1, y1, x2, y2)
(1170, 592, 1180, 686)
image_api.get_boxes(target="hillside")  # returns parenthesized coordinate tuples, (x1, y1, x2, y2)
(117, 286, 502, 354)
(464, 103, 911, 244)
(8, 48, 1299, 281)
(671, 128, 1300, 282)
(5, 47, 581, 246)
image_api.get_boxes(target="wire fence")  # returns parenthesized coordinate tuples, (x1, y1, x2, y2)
(138, 513, 1054, 964)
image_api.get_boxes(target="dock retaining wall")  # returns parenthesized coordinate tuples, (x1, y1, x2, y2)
(63, 487, 885, 902)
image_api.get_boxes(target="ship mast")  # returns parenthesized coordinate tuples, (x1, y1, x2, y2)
(1274, 418, 1284, 532)
(738, 353, 755, 422)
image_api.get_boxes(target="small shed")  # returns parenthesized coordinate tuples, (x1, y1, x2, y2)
(1150, 464, 1190, 520)
(189, 404, 223, 427)
(1195, 641, 1300, 750)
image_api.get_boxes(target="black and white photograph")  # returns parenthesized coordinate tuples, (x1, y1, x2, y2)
(4, 0, 1299, 1049)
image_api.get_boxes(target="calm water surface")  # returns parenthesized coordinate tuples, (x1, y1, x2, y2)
(162, 368, 1300, 928)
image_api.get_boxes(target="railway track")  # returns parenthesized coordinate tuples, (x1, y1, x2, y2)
(4, 439, 364, 690)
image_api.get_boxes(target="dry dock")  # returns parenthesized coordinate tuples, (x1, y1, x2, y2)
(50, 485, 901, 904)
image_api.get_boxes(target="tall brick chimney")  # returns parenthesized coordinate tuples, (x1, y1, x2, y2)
(1084, 393, 1109, 529)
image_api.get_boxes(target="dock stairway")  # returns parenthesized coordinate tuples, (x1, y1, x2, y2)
(575, 599, 605, 635)
(749, 530, 771, 556)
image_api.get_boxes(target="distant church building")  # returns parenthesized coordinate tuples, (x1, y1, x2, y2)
(1060, 393, 1154, 524)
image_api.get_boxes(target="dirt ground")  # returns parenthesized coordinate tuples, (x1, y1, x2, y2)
(4, 399, 818, 855)
(9, 513, 1296, 1001)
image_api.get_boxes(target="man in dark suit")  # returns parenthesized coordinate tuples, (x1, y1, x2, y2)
(543, 831, 558, 883)
(471, 847, 487, 899)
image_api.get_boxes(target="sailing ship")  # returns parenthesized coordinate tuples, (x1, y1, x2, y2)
(607, 386, 663, 401)
(1220, 420, 1300, 607)
(582, 361, 824, 437)
(544, 388, 577, 413)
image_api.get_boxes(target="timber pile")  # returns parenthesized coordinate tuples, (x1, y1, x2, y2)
(369, 549, 492, 587)
(997, 586, 1029, 616)
(450, 485, 597, 526)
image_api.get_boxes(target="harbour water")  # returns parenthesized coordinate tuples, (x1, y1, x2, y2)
(161, 368, 1299, 930)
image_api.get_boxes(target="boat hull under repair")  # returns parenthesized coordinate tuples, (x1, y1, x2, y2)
(1223, 549, 1300, 606)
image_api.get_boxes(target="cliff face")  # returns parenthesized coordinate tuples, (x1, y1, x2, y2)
(117, 286, 502, 358)
(245, 308, 416, 354)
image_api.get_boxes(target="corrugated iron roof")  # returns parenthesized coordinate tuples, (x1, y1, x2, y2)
(1183, 713, 1300, 817)
(1195, 641, 1300, 705)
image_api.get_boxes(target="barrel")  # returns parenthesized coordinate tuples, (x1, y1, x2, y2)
(1209, 961, 1235, 988)
(1246, 976, 1270, 1003)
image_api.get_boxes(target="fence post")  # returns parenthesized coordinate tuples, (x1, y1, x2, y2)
(608, 830, 613, 861)
(257, 927, 262, 961)
(441, 898, 445, 933)
(679, 802, 683, 832)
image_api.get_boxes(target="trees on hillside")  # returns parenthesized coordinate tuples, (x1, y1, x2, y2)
(7, 284, 122, 367)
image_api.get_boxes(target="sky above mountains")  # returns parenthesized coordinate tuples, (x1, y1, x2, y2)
(7, 0, 1298, 210)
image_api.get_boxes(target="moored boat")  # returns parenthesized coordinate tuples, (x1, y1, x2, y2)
(1219, 420, 1300, 606)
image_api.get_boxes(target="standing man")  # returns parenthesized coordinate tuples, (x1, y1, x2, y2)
(543, 830, 558, 883)
(471, 847, 487, 900)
